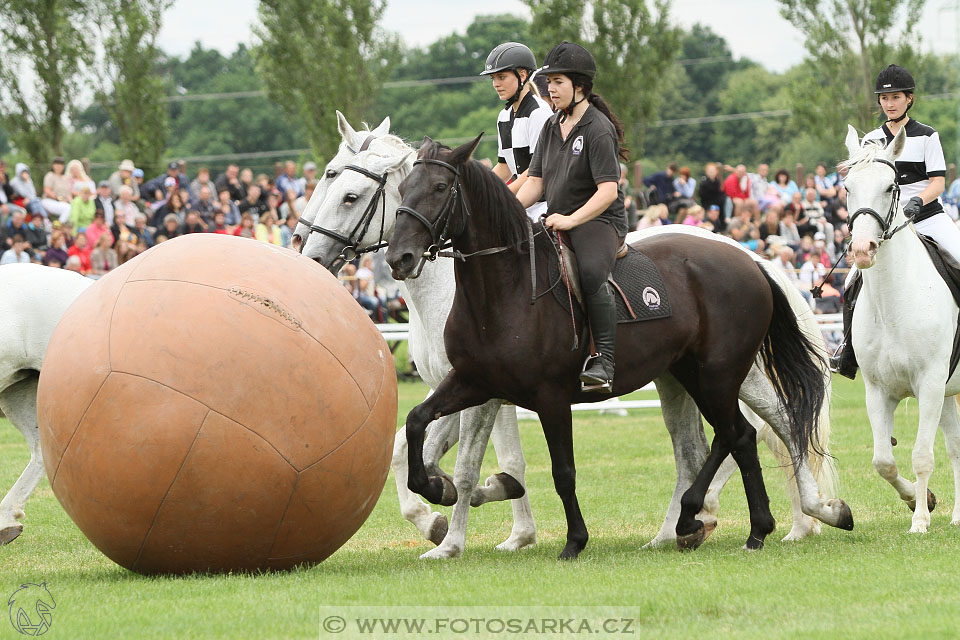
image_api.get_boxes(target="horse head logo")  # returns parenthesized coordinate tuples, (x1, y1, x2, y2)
(8, 583, 55, 636)
(642, 286, 661, 310)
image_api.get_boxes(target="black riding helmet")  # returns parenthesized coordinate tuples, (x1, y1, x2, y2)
(480, 42, 537, 106)
(539, 42, 596, 121)
(875, 64, 916, 122)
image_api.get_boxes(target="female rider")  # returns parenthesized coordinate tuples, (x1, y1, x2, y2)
(831, 63, 957, 378)
(481, 42, 554, 221)
(517, 42, 628, 391)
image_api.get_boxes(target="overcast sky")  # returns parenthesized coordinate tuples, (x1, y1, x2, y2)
(159, 0, 959, 74)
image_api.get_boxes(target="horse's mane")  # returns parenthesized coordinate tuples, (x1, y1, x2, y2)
(421, 141, 529, 249)
(838, 139, 884, 174)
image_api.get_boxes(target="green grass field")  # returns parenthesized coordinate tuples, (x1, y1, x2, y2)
(2, 375, 959, 639)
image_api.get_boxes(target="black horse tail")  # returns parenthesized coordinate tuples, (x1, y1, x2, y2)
(757, 265, 829, 460)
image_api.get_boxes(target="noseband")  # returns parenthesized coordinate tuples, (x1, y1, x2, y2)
(395, 158, 469, 277)
(848, 157, 906, 243)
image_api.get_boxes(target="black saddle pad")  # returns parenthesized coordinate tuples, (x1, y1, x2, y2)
(919, 234, 960, 378)
(549, 244, 672, 323)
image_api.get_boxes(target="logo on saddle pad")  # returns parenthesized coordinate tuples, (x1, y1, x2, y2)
(642, 286, 661, 310)
(571, 135, 584, 156)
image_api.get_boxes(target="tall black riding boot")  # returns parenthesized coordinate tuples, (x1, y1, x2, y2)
(580, 282, 617, 391)
(829, 273, 861, 380)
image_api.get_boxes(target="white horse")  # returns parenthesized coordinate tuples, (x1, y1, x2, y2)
(300, 120, 847, 557)
(0, 264, 92, 543)
(844, 124, 960, 532)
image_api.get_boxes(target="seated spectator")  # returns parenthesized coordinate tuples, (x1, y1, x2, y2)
(0, 234, 31, 265)
(758, 206, 782, 242)
(152, 189, 186, 227)
(89, 232, 118, 277)
(9, 163, 45, 218)
(142, 162, 185, 202)
(0, 168, 26, 220)
(233, 212, 256, 239)
(703, 204, 724, 233)
(758, 184, 782, 212)
(681, 204, 707, 227)
(238, 184, 267, 221)
(748, 164, 770, 201)
(70, 185, 96, 229)
(66, 159, 95, 198)
(643, 162, 679, 206)
(1, 209, 29, 249)
(828, 227, 846, 265)
(43, 230, 69, 267)
(85, 210, 114, 249)
(217, 188, 241, 227)
(722, 164, 751, 216)
(778, 209, 802, 250)
(65, 254, 83, 273)
(341, 261, 382, 320)
(208, 210, 230, 234)
(42, 157, 72, 222)
(114, 225, 142, 265)
(772, 168, 799, 204)
(108, 160, 139, 200)
(190, 167, 217, 202)
(181, 210, 205, 234)
(280, 212, 299, 248)
(158, 213, 182, 242)
(26, 212, 49, 255)
(240, 167, 255, 199)
(785, 190, 804, 219)
(674, 166, 696, 201)
(130, 212, 155, 248)
(67, 233, 91, 274)
(192, 185, 218, 224)
(276, 161, 304, 199)
(95, 181, 116, 226)
(114, 185, 139, 228)
(255, 212, 282, 245)
(214, 163, 245, 203)
(301, 161, 318, 193)
(814, 162, 838, 201)
(635, 204, 665, 231)
(800, 187, 827, 235)
(698, 162, 724, 213)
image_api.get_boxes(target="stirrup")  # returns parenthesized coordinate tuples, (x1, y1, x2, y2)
(580, 353, 613, 392)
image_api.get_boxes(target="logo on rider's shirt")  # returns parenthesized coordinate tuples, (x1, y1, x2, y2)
(571, 135, 584, 156)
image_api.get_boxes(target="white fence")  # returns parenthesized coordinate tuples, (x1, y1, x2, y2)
(378, 313, 842, 419)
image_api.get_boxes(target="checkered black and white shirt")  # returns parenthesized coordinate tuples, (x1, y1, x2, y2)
(863, 119, 946, 222)
(496, 92, 553, 219)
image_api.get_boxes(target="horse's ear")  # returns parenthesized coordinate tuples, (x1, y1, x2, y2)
(372, 116, 391, 136)
(844, 124, 861, 157)
(887, 124, 907, 160)
(448, 132, 484, 166)
(337, 110, 359, 145)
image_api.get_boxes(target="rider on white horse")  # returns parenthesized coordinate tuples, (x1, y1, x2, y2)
(480, 42, 553, 222)
(831, 63, 959, 379)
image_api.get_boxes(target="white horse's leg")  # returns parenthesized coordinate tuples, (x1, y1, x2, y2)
(943, 397, 960, 526)
(643, 374, 713, 549)
(865, 381, 918, 508)
(739, 367, 851, 530)
(910, 380, 947, 533)
(0, 376, 41, 544)
(421, 401, 501, 559)
(391, 414, 458, 545)
(755, 422, 822, 540)
(471, 404, 536, 551)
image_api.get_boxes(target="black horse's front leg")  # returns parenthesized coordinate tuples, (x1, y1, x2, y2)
(536, 400, 588, 560)
(407, 370, 490, 505)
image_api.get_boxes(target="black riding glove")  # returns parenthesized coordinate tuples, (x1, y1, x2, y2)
(904, 196, 923, 219)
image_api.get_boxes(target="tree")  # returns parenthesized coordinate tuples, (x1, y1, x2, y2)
(253, 0, 398, 160)
(96, 0, 173, 175)
(524, 0, 586, 59)
(0, 0, 93, 168)
(777, 0, 925, 153)
(589, 0, 681, 157)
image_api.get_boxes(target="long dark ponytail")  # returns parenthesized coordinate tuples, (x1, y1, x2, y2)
(568, 73, 629, 162)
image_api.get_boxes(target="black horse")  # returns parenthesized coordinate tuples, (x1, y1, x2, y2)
(386, 135, 837, 559)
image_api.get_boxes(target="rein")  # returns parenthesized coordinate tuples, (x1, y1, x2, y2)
(813, 157, 904, 299)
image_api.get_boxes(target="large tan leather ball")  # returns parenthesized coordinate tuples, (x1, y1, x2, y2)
(37, 233, 396, 574)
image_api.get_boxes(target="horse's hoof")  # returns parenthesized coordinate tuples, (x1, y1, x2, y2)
(743, 535, 765, 551)
(428, 515, 448, 546)
(438, 476, 458, 507)
(676, 525, 707, 552)
(557, 541, 584, 560)
(835, 500, 854, 530)
(0, 524, 23, 545)
(700, 520, 718, 542)
(423, 476, 457, 506)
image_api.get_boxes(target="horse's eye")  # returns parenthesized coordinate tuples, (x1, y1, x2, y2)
(344, 193, 359, 204)
(435, 183, 447, 193)
(325, 169, 338, 179)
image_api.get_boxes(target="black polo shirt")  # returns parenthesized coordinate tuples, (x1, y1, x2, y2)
(528, 105, 627, 236)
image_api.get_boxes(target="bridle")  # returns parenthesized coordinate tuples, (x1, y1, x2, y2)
(394, 157, 469, 277)
(297, 135, 391, 261)
(848, 157, 906, 243)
